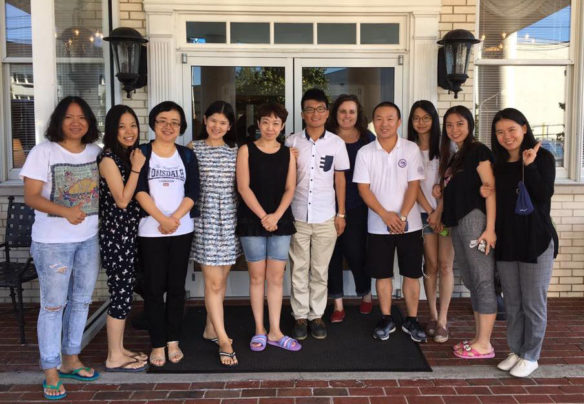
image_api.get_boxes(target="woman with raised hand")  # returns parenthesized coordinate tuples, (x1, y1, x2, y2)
(435, 105, 497, 359)
(191, 101, 241, 367)
(135, 101, 200, 368)
(489, 108, 557, 378)
(236, 103, 300, 352)
(407, 100, 454, 343)
(325, 94, 375, 323)
(98, 105, 148, 372)
(22, 96, 101, 400)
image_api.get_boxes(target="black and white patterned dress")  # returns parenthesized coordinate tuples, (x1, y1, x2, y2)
(98, 150, 141, 319)
(191, 140, 241, 265)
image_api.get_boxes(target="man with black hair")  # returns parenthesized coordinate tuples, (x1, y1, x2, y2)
(285, 88, 350, 340)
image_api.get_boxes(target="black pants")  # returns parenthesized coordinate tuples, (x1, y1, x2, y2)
(327, 205, 371, 298)
(139, 232, 194, 348)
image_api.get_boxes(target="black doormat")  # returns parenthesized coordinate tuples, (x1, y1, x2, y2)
(148, 304, 431, 373)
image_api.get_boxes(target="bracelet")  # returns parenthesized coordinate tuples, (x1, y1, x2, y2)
(131, 169, 140, 174)
(336, 213, 346, 218)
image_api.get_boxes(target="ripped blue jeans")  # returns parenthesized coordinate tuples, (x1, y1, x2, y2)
(31, 235, 99, 370)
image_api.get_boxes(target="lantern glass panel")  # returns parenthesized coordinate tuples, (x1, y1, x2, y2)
(454, 42, 470, 75)
(114, 41, 141, 75)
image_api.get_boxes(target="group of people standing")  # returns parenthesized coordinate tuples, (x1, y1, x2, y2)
(20, 88, 557, 400)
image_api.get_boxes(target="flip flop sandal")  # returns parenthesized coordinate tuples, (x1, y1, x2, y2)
(267, 335, 302, 352)
(452, 340, 469, 351)
(42, 380, 67, 400)
(453, 344, 495, 359)
(58, 367, 100, 381)
(167, 345, 184, 364)
(249, 334, 267, 352)
(130, 351, 148, 361)
(219, 351, 238, 367)
(203, 337, 219, 345)
(105, 359, 148, 373)
(149, 352, 166, 367)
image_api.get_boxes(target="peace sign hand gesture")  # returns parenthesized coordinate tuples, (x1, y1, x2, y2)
(523, 142, 541, 166)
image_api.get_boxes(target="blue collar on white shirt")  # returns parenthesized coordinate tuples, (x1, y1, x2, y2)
(304, 129, 327, 141)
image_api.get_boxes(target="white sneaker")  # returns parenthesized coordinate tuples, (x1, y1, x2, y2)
(497, 352, 520, 371)
(510, 358, 539, 378)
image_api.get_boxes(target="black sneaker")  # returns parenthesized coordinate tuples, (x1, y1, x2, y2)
(372, 315, 396, 340)
(293, 319, 308, 340)
(402, 317, 427, 342)
(309, 318, 327, 339)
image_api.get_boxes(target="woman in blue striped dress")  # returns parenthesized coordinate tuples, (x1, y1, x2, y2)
(191, 100, 241, 367)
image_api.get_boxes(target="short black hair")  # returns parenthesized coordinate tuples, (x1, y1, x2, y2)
(257, 103, 288, 123)
(301, 88, 328, 110)
(45, 96, 100, 144)
(148, 101, 187, 134)
(200, 100, 237, 148)
(372, 101, 401, 120)
(103, 104, 140, 167)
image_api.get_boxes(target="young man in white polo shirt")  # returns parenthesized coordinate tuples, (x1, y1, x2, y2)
(285, 88, 350, 340)
(353, 101, 427, 342)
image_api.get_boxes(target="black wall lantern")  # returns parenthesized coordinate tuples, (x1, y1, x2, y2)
(437, 29, 480, 99)
(104, 27, 148, 98)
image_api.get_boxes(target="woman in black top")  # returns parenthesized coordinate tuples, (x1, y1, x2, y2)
(325, 94, 375, 323)
(236, 103, 300, 352)
(434, 105, 497, 360)
(489, 108, 558, 378)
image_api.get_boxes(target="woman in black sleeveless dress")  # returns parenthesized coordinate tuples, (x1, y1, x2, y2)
(236, 103, 300, 352)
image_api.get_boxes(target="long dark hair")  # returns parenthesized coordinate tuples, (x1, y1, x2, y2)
(407, 100, 440, 160)
(490, 108, 537, 166)
(326, 94, 370, 143)
(439, 105, 476, 183)
(103, 105, 140, 167)
(45, 96, 100, 144)
(199, 100, 237, 147)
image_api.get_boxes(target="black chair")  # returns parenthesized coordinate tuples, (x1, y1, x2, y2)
(0, 196, 37, 344)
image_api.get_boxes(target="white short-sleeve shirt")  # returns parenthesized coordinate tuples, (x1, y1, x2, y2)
(353, 136, 425, 234)
(19, 141, 101, 243)
(420, 149, 440, 212)
(285, 130, 350, 223)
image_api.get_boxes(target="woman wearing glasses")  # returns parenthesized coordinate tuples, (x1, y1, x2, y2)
(407, 100, 454, 343)
(135, 101, 200, 367)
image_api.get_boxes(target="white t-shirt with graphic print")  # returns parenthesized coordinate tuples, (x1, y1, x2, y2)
(20, 141, 101, 243)
(138, 150, 194, 237)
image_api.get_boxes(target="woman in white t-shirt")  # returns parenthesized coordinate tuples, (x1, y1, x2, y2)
(407, 100, 454, 343)
(21, 96, 101, 400)
(135, 101, 200, 368)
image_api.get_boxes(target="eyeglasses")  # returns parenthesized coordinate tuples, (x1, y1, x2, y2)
(155, 120, 181, 129)
(303, 106, 328, 114)
(413, 115, 432, 124)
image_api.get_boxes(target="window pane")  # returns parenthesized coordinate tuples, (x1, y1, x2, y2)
(479, 1, 570, 60)
(318, 23, 356, 44)
(301, 67, 394, 121)
(9, 64, 35, 168)
(274, 23, 313, 44)
(55, 0, 104, 58)
(5, 0, 32, 57)
(186, 22, 226, 44)
(231, 23, 269, 44)
(360, 23, 399, 44)
(477, 65, 566, 167)
(191, 66, 285, 144)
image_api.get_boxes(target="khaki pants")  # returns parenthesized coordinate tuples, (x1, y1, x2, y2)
(289, 218, 337, 320)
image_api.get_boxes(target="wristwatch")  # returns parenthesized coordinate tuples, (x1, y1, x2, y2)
(400, 215, 407, 222)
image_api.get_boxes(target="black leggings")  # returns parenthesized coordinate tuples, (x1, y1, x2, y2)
(139, 232, 194, 348)
(327, 205, 371, 298)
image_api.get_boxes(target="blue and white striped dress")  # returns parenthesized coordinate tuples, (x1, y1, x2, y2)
(191, 140, 241, 265)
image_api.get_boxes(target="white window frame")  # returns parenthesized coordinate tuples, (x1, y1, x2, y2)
(474, 1, 583, 181)
(0, 0, 114, 181)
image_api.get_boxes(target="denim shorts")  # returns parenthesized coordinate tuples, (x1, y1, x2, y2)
(240, 235, 291, 262)
(421, 213, 433, 235)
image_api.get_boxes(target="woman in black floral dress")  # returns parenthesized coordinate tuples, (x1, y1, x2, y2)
(98, 105, 147, 372)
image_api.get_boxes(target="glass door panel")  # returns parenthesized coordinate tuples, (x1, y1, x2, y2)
(183, 57, 293, 145)
(293, 58, 402, 134)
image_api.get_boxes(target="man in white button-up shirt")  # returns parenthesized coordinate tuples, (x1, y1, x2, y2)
(285, 89, 350, 340)
(353, 101, 427, 343)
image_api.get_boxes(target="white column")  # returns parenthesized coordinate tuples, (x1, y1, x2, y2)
(146, 13, 176, 111)
(410, 12, 440, 106)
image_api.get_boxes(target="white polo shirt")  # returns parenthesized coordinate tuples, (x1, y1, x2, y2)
(353, 136, 425, 234)
(285, 130, 350, 223)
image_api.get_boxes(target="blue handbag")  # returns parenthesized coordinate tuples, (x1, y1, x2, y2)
(515, 162, 534, 216)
